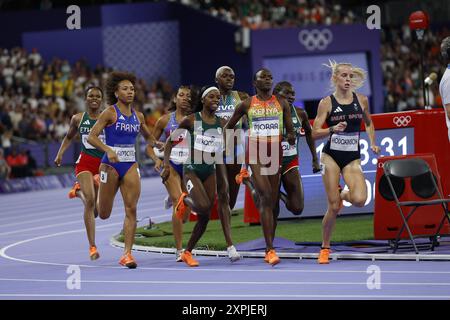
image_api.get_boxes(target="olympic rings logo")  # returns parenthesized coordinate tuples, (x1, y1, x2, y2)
(392, 116, 411, 127)
(298, 29, 333, 51)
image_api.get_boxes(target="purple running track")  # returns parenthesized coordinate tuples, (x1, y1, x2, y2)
(1, 177, 450, 300)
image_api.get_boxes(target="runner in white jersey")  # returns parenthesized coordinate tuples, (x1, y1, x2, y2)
(439, 36, 450, 142)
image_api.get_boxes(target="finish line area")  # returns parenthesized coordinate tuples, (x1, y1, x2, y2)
(1, 177, 450, 300)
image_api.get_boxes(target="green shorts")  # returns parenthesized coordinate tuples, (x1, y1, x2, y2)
(183, 163, 215, 182)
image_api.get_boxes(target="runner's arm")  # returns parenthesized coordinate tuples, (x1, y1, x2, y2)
(54, 113, 81, 166)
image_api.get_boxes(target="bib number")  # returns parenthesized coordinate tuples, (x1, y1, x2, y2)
(250, 118, 280, 137)
(330, 133, 359, 152)
(282, 139, 297, 157)
(170, 146, 189, 164)
(194, 134, 223, 153)
(112, 145, 136, 162)
(82, 134, 105, 149)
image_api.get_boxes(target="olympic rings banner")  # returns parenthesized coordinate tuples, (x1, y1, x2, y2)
(252, 24, 383, 114)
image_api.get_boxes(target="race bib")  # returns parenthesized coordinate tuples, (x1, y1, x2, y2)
(194, 134, 223, 153)
(82, 134, 105, 149)
(170, 146, 190, 164)
(215, 110, 233, 121)
(250, 118, 280, 137)
(330, 133, 359, 152)
(112, 145, 136, 162)
(282, 139, 297, 157)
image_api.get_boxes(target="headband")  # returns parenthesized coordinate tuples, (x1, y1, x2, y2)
(201, 86, 219, 99)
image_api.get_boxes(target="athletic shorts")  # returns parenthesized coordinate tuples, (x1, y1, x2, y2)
(281, 155, 299, 175)
(245, 137, 282, 170)
(75, 152, 101, 176)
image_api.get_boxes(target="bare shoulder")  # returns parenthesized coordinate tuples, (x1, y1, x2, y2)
(156, 113, 170, 127)
(72, 112, 83, 123)
(318, 96, 332, 111)
(356, 93, 369, 108)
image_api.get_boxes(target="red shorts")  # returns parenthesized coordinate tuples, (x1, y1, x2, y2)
(75, 152, 101, 176)
(282, 155, 299, 175)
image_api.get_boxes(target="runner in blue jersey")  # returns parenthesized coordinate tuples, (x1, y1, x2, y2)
(88, 71, 161, 269)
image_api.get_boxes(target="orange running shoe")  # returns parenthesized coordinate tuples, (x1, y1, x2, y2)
(235, 168, 250, 185)
(175, 192, 188, 221)
(119, 253, 137, 269)
(89, 246, 100, 261)
(318, 248, 331, 264)
(265, 249, 280, 266)
(68, 182, 81, 199)
(181, 250, 199, 267)
(93, 174, 100, 188)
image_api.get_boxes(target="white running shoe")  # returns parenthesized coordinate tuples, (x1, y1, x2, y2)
(176, 249, 183, 262)
(227, 245, 241, 262)
(164, 195, 173, 209)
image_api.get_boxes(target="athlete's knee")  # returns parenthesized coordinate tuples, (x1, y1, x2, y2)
(124, 204, 137, 217)
(351, 194, 367, 207)
(84, 195, 95, 211)
(96, 201, 109, 219)
(195, 200, 213, 215)
(217, 192, 230, 209)
(289, 198, 304, 215)
(328, 200, 341, 214)
(197, 212, 210, 224)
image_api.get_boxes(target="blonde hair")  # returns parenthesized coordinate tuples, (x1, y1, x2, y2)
(323, 60, 366, 91)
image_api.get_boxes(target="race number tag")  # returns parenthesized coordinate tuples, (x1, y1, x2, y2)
(100, 171, 107, 183)
(250, 118, 280, 137)
(330, 133, 359, 152)
(186, 180, 194, 193)
(82, 134, 105, 149)
(170, 146, 190, 164)
(112, 145, 136, 162)
(193, 134, 223, 153)
(281, 139, 297, 157)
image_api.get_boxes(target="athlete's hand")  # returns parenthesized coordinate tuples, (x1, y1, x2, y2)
(160, 163, 170, 182)
(287, 132, 296, 145)
(54, 154, 62, 167)
(153, 141, 165, 151)
(312, 159, 321, 173)
(371, 145, 381, 155)
(107, 149, 119, 163)
(332, 121, 347, 133)
(154, 159, 163, 172)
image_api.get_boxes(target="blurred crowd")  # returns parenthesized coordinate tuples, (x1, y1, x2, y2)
(0, 47, 176, 179)
(0, 1, 449, 180)
(180, 0, 360, 29)
(382, 25, 450, 113)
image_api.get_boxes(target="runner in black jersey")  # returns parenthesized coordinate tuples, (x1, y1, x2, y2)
(312, 61, 380, 264)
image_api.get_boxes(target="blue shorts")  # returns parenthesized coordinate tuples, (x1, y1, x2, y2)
(101, 154, 135, 179)
(170, 160, 183, 177)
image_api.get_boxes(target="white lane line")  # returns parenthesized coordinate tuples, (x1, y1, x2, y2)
(0, 207, 171, 236)
(0, 294, 448, 299)
(1, 213, 448, 275)
(0, 214, 171, 268)
(0, 197, 171, 224)
(1, 278, 450, 286)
